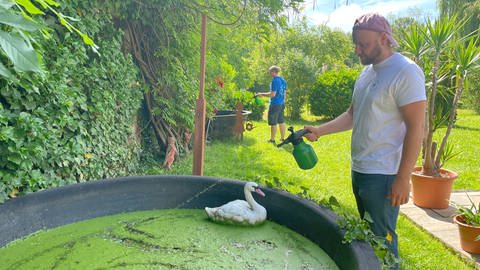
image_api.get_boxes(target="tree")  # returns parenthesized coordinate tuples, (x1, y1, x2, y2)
(280, 48, 317, 120)
(438, 0, 480, 38)
(246, 18, 356, 120)
(108, 0, 304, 152)
(437, 0, 480, 114)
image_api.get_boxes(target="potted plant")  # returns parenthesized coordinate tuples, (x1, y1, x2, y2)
(401, 17, 480, 209)
(454, 194, 480, 254)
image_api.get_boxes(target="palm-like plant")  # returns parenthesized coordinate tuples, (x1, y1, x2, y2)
(435, 37, 480, 168)
(401, 16, 480, 176)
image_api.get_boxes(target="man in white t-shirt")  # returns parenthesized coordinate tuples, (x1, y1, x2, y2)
(304, 13, 426, 268)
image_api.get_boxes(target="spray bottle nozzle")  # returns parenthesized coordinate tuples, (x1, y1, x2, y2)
(277, 127, 310, 148)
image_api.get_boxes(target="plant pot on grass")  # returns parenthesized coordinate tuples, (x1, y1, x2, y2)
(453, 195, 480, 254)
(401, 17, 480, 209)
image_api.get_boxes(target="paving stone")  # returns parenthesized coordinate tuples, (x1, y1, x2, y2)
(428, 223, 458, 233)
(400, 207, 423, 216)
(431, 206, 458, 219)
(433, 230, 460, 245)
(450, 192, 480, 207)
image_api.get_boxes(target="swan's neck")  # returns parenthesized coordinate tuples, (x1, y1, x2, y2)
(245, 188, 261, 210)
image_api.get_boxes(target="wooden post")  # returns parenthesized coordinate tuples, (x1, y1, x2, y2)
(193, 14, 207, 176)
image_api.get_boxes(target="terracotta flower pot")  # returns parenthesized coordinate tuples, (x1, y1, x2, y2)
(454, 214, 480, 254)
(411, 166, 458, 209)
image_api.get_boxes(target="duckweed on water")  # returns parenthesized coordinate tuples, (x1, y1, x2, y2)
(0, 209, 338, 270)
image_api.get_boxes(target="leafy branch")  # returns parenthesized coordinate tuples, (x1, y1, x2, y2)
(328, 197, 397, 270)
(18, 0, 97, 50)
(0, 0, 97, 79)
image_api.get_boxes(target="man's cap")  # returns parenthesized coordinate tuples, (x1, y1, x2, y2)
(352, 13, 398, 47)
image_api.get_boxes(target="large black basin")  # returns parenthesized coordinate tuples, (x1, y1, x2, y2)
(207, 110, 251, 140)
(0, 176, 380, 269)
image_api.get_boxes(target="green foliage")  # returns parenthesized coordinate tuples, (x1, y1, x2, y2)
(309, 67, 359, 119)
(246, 20, 357, 121)
(279, 21, 356, 68)
(106, 0, 301, 151)
(0, 0, 97, 79)
(0, 2, 41, 78)
(224, 90, 266, 121)
(279, 48, 317, 120)
(464, 70, 480, 113)
(335, 209, 397, 269)
(0, 0, 142, 202)
(438, 0, 480, 39)
(1, 0, 306, 201)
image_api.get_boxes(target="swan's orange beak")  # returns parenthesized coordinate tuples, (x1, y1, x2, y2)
(255, 188, 265, 197)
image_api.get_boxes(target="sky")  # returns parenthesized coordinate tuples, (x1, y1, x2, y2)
(298, 0, 438, 32)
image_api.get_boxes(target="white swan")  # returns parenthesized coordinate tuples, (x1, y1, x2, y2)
(205, 182, 267, 226)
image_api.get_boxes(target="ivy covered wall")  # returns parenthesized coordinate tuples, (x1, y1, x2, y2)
(0, 1, 143, 202)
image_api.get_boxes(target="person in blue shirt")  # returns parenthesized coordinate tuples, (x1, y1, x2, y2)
(255, 66, 287, 143)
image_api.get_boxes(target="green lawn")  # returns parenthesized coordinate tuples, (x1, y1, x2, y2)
(141, 109, 479, 270)
(438, 109, 480, 190)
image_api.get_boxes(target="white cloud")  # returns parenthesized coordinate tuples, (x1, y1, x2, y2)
(321, 4, 363, 32)
(301, 0, 435, 33)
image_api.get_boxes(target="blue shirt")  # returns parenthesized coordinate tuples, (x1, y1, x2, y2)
(270, 76, 287, 105)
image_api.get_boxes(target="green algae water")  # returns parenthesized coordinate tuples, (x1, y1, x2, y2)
(0, 209, 339, 270)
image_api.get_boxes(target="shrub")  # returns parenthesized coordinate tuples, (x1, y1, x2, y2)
(279, 48, 317, 121)
(224, 90, 266, 121)
(309, 68, 359, 119)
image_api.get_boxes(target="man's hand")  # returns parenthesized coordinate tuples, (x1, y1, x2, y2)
(303, 125, 319, 142)
(390, 100, 425, 207)
(389, 176, 410, 207)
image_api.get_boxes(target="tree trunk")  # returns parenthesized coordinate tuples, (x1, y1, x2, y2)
(120, 20, 189, 155)
(422, 56, 441, 176)
(435, 74, 464, 168)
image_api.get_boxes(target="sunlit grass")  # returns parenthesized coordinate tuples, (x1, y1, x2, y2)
(438, 109, 480, 190)
(142, 109, 480, 270)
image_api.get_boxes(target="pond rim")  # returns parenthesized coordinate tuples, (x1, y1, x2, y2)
(0, 175, 380, 270)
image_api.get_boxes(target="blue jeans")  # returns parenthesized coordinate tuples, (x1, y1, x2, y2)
(352, 170, 399, 267)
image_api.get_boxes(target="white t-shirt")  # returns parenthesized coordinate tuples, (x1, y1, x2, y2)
(351, 52, 426, 174)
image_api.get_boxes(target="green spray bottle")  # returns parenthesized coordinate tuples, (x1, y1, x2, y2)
(254, 95, 264, 105)
(277, 127, 318, 170)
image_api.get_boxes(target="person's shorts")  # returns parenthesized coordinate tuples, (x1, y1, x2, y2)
(268, 104, 285, 126)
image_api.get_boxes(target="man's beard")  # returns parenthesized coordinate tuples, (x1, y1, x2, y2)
(359, 45, 382, 65)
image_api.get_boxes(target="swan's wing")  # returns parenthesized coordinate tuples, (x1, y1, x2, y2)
(217, 200, 251, 216)
(206, 200, 250, 222)
(206, 200, 266, 225)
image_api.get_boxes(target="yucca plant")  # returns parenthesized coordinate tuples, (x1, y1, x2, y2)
(401, 16, 480, 177)
(435, 37, 480, 169)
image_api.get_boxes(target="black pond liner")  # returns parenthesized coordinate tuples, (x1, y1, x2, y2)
(0, 176, 380, 270)
(206, 110, 251, 140)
